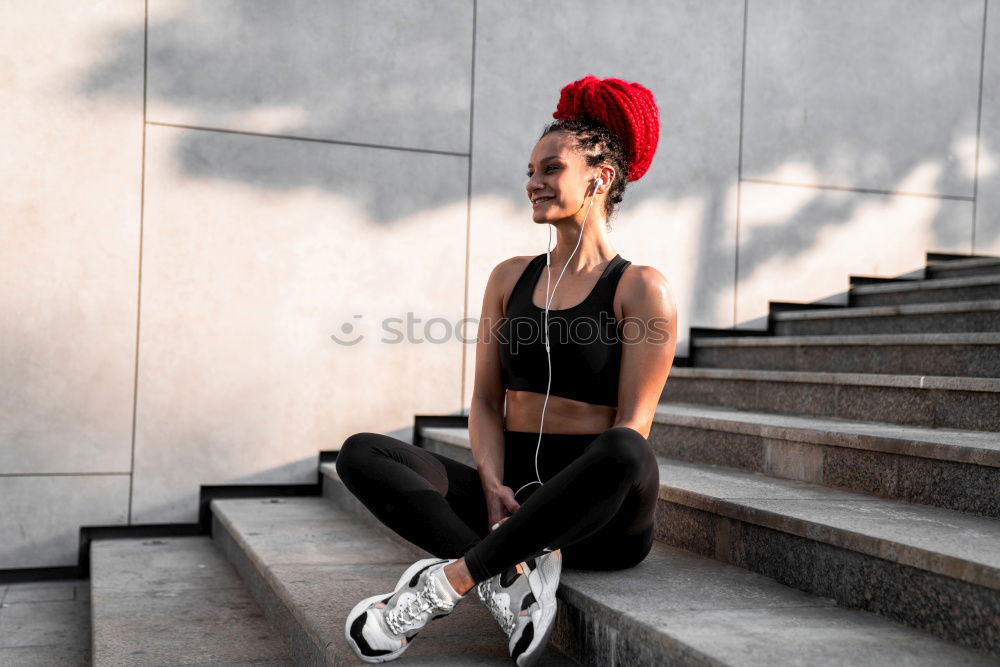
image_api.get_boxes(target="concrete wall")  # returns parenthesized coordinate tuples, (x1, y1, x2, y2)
(1, 0, 997, 569)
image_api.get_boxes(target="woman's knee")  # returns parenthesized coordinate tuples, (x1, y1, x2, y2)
(335, 432, 380, 481)
(588, 426, 650, 476)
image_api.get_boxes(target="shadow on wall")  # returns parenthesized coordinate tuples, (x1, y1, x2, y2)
(79, 1, 996, 322)
(129, 421, 421, 526)
(81, 0, 473, 225)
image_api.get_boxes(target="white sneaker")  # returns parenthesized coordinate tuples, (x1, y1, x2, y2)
(345, 557, 461, 663)
(476, 549, 562, 666)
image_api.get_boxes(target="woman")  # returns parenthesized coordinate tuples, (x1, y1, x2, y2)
(337, 75, 676, 666)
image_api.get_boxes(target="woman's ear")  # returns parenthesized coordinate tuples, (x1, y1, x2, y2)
(598, 166, 616, 193)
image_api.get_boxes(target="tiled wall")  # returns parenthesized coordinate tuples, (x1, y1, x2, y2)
(2, 0, 998, 569)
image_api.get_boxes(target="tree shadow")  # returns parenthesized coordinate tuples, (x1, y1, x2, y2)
(77, 0, 997, 332)
(80, 1, 473, 225)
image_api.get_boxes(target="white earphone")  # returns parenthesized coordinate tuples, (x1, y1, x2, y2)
(514, 174, 604, 501)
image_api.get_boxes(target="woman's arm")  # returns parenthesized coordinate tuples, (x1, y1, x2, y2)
(613, 265, 678, 438)
(469, 258, 523, 525)
(469, 396, 505, 492)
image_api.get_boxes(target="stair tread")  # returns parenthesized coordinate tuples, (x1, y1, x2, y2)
(652, 402, 1000, 466)
(413, 431, 1000, 590)
(772, 298, 1000, 321)
(656, 459, 1000, 588)
(220, 493, 995, 666)
(90, 536, 292, 666)
(668, 367, 1000, 391)
(694, 331, 1000, 346)
(210, 496, 575, 665)
(850, 273, 1000, 294)
(928, 257, 1000, 269)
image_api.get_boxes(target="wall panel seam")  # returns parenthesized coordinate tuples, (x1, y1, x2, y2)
(734, 0, 750, 327)
(144, 121, 471, 158)
(461, 0, 478, 413)
(0, 473, 131, 477)
(128, 0, 151, 525)
(971, 0, 990, 252)
(741, 177, 976, 202)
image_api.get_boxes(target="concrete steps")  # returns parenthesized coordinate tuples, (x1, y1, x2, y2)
(407, 429, 1000, 662)
(661, 367, 1000, 431)
(320, 462, 994, 667)
(89, 536, 291, 666)
(690, 332, 1000, 377)
(210, 496, 577, 666)
(849, 274, 1000, 307)
(648, 402, 1000, 518)
(771, 300, 1000, 336)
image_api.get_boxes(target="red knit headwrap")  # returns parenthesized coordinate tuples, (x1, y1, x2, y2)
(552, 75, 660, 182)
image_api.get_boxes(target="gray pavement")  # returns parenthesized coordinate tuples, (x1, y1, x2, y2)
(0, 579, 90, 666)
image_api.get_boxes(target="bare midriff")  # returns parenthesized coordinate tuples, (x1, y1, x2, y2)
(503, 389, 616, 434)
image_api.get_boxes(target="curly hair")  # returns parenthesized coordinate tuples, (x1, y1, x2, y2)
(539, 119, 631, 226)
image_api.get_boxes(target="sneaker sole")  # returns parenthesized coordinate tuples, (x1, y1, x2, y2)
(343, 558, 450, 664)
(514, 551, 562, 667)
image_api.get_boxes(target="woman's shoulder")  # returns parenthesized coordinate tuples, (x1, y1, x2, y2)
(491, 254, 541, 286)
(481, 254, 539, 305)
(618, 261, 676, 314)
(502, 253, 542, 270)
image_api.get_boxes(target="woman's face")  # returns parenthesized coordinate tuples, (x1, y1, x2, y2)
(525, 131, 595, 223)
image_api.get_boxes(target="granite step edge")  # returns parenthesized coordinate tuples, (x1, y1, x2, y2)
(927, 257, 1000, 271)
(651, 402, 1000, 468)
(692, 332, 1000, 347)
(771, 299, 1000, 321)
(655, 461, 1000, 592)
(666, 367, 1000, 392)
(850, 274, 1000, 294)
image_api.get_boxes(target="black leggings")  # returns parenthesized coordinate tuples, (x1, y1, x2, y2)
(335, 425, 659, 583)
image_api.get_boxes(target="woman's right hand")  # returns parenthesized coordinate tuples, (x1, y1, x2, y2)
(485, 484, 521, 531)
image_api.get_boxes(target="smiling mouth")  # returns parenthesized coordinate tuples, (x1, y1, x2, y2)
(532, 196, 555, 207)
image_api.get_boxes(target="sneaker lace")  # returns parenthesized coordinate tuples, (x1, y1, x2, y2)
(477, 579, 516, 636)
(384, 575, 454, 636)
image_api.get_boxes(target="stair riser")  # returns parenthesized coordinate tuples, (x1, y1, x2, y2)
(693, 343, 999, 378)
(851, 284, 1000, 307)
(552, 592, 717, 667)
(648, 423, 1000, 519)
(212, 514, 327, 666)
(662, 377, 1000, 431)
(773, 311, 1000, 336)
(653, 501, 1000, 658)
(926, 265, 1000, 280)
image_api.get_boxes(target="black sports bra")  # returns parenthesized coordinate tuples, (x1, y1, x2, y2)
(498, 252, 631, 408)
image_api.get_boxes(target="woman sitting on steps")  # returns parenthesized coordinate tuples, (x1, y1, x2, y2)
(336, 74, 677, 666)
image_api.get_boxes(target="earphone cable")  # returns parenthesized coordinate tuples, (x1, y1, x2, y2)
(513, 183, 598, 499)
